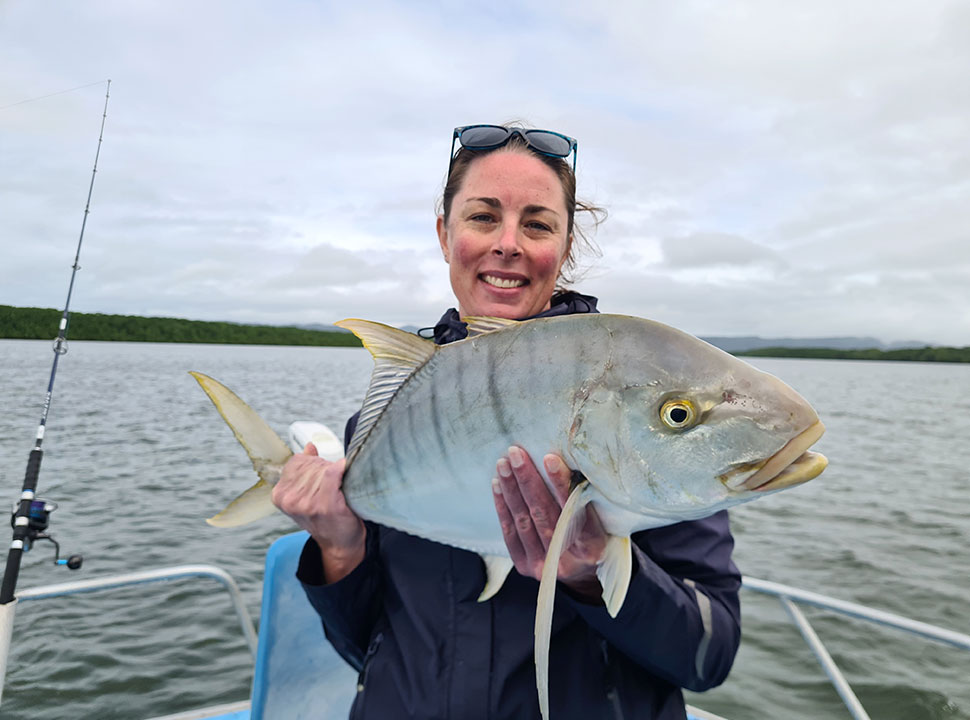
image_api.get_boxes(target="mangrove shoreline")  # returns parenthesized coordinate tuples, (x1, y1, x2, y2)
(2, 305, 967, 361)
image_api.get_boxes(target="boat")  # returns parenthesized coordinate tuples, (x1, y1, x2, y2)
(8, 528, 969, 720)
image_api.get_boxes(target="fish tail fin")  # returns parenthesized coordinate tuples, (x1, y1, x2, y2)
(206, 479, 277, 527)
(190, 371, 293, 527)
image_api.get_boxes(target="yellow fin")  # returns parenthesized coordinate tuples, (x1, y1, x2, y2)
(190, 372, 292, 472)
(334, 320, 436, 462)
(190, 372, 291, 526)
(597, 536, 632, 618)
(478, 555, 515, 602)
(206, 479, 277, 527)
(461, 315, 518, 337)
(335, 319, 434, 367)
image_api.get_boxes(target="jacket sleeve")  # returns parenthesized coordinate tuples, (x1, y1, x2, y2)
(565, 510, 742, 691)
(297, 523, 384, 672)
(295, 411, 384, 672)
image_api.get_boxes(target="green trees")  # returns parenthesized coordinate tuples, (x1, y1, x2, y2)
(0, 305, 362, 347)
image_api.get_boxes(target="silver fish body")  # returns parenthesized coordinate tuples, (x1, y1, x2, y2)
(338, 313, 824, 551)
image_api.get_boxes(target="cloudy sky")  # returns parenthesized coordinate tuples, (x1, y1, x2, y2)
(1, 1, 967, 345)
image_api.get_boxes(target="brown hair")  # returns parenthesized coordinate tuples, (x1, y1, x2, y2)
(439, 133, 605, 288)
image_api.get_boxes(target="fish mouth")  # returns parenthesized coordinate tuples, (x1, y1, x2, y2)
(720, 421, 828, 493)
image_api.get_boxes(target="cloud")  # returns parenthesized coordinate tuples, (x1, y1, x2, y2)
(1, 0, 968, 346)
(660, 232, 785, 270)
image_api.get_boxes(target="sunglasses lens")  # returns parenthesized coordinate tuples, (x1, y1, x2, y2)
(523, 130, 572, 157)
(459, 125, 511, 149)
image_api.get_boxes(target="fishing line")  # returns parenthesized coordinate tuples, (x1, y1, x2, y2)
(0, 79, 110, 111)
(0, 79, 111, 605)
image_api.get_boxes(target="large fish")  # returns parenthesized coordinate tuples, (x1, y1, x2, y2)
(191, 313, 828, 720)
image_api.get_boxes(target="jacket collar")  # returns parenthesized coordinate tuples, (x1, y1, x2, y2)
(431, 291, 600, 345)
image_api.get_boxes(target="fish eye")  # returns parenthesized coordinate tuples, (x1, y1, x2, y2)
(660, 399, 697, 429)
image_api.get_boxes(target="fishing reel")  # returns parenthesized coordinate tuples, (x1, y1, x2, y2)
(9, 499, 83, 570)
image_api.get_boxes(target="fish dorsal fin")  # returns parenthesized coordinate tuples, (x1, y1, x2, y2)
(461, 315, 518, 337)
(535, 479, 594, 720)
(335, 319, 436, 462)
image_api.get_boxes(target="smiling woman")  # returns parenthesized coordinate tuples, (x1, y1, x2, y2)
(270, 122, 743, 720)
(436, 150, 571, 319)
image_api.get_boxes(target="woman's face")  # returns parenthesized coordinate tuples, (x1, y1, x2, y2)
(437, 149, 571, 320)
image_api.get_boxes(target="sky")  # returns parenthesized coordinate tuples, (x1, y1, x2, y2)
(1, 1, 968, 346)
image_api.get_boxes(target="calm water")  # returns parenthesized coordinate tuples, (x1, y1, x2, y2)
(0, 340, 967, 720)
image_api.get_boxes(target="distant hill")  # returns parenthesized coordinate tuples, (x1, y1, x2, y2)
(736, 346, 970, 363)
(700, 336, 927, 353)
(295, 322, 351, 333)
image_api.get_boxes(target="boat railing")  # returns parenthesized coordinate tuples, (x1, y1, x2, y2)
(741, 575, 970, 720)
(17, 564, 259, 658)
(12, 568, 970, 720)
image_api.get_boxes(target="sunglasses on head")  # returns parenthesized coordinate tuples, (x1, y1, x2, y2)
(448, 124, 578, 176)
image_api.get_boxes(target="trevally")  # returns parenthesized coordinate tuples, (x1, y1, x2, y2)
(191, 313, 828, 720)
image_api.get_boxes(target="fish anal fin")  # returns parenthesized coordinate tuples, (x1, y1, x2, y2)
(478, 555, 515, 602)
(596, 536, 632, 618)
(535, 480, 592, 720)
(461, 315, 518, 337)
(206, 478, 278, 527)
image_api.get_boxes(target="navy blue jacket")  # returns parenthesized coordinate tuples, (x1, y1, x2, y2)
(298, 293, 742, 719)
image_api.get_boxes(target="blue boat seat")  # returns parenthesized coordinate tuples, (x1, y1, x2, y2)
(249, 531, 357, 720)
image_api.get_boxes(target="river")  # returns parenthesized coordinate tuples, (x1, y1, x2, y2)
(0, 340, 966, 719)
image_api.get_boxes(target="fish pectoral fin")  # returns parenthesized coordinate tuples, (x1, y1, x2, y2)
(460, 315, 518, 337)
(206, 478, 278, 527)
(478, 555, 515, 602)
(535, 480, 593, 720)
(596, 536, 632, 618)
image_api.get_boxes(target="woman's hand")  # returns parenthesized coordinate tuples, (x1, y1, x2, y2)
(491, 446, 608, 601)
(272, 442, 366, 583)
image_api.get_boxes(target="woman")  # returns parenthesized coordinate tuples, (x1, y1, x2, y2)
(272, 124, 742, 719)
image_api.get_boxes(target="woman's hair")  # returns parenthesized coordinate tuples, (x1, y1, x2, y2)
(438, 133, 605, 289)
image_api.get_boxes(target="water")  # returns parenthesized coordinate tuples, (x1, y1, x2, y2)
(0, 340, 967, 719)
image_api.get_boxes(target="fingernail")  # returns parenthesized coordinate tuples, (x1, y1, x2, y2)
(497, 457, 512, 478)
(544, 455, 562, 474)
(491, 477, 502, 495)
(508, 446, 525, 469)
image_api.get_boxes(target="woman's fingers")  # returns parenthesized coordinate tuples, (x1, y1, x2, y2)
(492, 478, 527, 567)
(496, 455, 546, 567)
(507, 446, 562, 543)
(542, 454, 572, 506)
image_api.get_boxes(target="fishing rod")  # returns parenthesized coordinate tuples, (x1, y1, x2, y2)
(0, 80, 111, 698)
